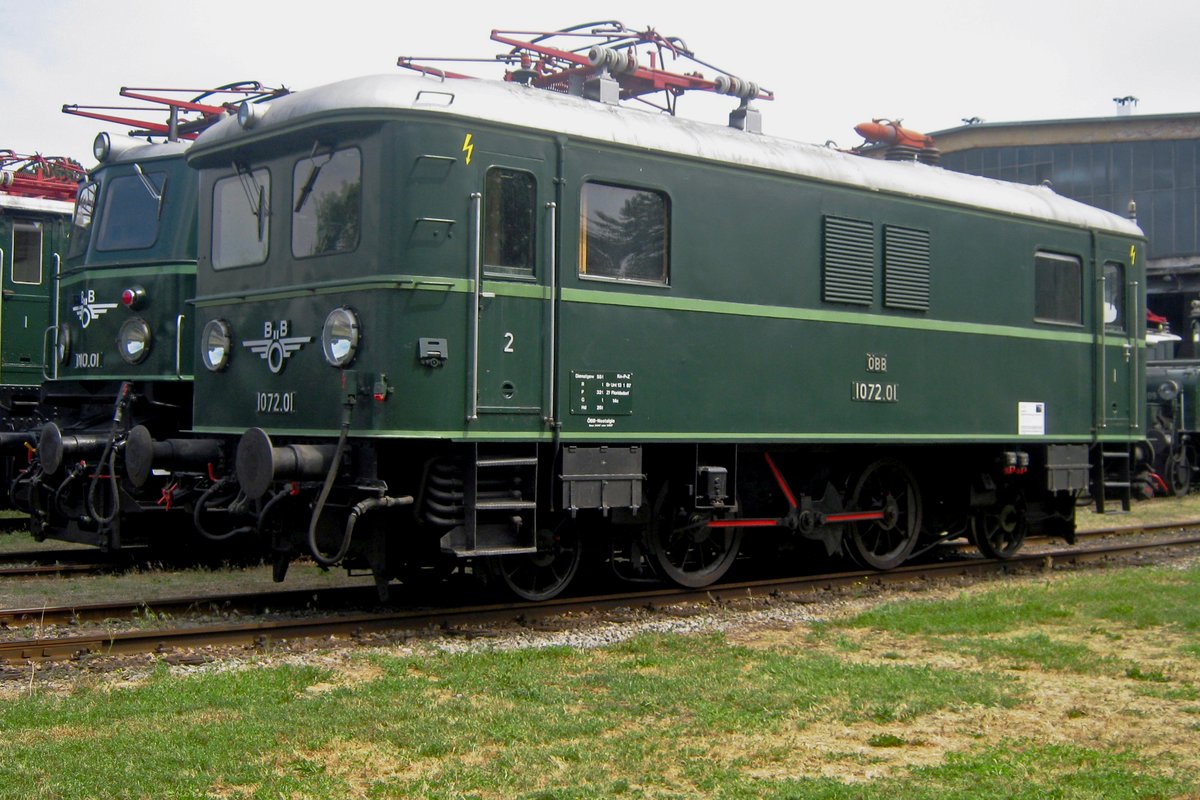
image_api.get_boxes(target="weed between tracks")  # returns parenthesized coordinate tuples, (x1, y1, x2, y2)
(0, 559, 1198, 798)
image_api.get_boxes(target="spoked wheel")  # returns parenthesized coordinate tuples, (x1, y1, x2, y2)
(645, 482, 742, 587)
(490, 521, 583, 601)
(971, 495, 1028, 559)
(1166, 451, 1191, 496)
(845, 459, 922, 570)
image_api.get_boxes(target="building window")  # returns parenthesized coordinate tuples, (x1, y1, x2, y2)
(213, 167, 270, 269)
(11, 221, 42, 285)
(1034, 252, 1082, 325)
(292, 147, 361, 258)
(484, 168, 536, 277)
(579, 182, 669, 285)
(1103, 261, 1125, 331)
(822, 216, 874, 305)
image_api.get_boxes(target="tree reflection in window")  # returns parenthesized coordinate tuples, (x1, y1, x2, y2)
(580, 182, 669, 284)
(292, 147, 361, 258)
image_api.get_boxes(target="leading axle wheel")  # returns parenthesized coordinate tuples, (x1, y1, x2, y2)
(490, 521, 583, 601)
(971, 495, 1028, 560)
(845, 459, 922, 570)
(646, 482, 742, 588)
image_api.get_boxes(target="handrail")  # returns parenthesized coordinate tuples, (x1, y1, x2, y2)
(545, 201, 558, 425)
(468, 192, 482, 422)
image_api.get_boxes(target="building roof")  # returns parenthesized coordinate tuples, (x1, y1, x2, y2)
(931, 112, 1200, 153)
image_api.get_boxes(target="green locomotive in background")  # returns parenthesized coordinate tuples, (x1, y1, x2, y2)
(0, 153, 76, 507)
(18, 85, 286, 550)
(127, 26, 1146, 599)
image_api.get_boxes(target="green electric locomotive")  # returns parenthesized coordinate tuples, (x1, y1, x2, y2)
(147, 25, 1145, 598)
(19, 85, 286, 549)
(0, 152, 77, 505)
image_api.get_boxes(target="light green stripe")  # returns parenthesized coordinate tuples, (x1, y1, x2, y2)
(561, 287, 1125, 346)
(51, 374, 187, 382)
(192, 272, 1137, 348)
(189, 426, 1133, 444)
(59, 263, 194, 283)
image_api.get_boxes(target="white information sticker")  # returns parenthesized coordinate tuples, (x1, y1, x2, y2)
(1018, 402, 1045, 436)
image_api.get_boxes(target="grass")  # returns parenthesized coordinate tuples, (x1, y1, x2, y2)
(1, 562, 1199, 797)
(1076, 491, 1200, 530)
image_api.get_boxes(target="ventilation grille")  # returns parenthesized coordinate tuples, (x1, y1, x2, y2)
(884, 225, 931, 311)
(822, 216, 874, 305)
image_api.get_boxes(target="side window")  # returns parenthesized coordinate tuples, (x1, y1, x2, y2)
(68, 181, 97, 259)
(212, 168, 270, 269)
(484, 167, 536, 277)
(579, 181, 669, 285)
(1103, 261, 1125, 331)
(1034, 252, 1082, 325)
(95, 171, 167, 251)
(11, 221, 42, 285)
(292, 147, 361, 258)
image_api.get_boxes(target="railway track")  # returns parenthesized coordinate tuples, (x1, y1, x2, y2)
(3, 530, 1199, 666)
(0, 546, 148, 579)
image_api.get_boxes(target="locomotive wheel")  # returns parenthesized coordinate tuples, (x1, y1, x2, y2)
(491, 521, 583, 601)
(1166, 451, 1191, 496)
(646, 482, 742, 587)
(845, 459, 922, 570)
(971, 496, 1028, 559)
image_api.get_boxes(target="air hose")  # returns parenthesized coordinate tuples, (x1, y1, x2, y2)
(87, 382, 134, 527)
(305, 399, 414, 567)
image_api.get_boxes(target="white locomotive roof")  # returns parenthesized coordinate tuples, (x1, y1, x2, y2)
(194, 73, 1143, 238)
(98, 137, 190, 170)
(0, 192, 75, 216)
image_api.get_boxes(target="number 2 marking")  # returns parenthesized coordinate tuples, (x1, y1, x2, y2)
(503, 332, 515, 353)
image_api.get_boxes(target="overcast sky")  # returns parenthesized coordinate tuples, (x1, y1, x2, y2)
(4, 0, 1198, 165)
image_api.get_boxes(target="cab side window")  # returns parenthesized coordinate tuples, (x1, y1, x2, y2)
(11, 221, 43, 285)
(1103, 261, 1125, 331)
(1034, 252, 1082, 325)
(579, 181, 669, 285)
(484, 167, 536, 277)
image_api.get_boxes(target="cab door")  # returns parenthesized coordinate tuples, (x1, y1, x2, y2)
(1094, 234, 1142, 436)
(468, 143, 556, 432)
(2, 217, 53, 385)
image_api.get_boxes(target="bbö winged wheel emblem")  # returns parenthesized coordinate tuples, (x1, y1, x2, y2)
(72, 290, 118, 328)
(242, 320, 311, 374)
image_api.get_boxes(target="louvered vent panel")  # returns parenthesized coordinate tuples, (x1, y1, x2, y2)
(822, 216, 875, 305)
(884, 225, 930, 311)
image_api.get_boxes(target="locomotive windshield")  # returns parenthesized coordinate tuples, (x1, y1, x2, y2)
(291, 147, 361, 258)
(67, 181, 97, 259)
(212, 166, 270, 269)
(94, 170, 168, 251)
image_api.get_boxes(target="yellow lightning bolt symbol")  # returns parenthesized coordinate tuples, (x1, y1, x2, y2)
(462, 133, 474, 165)
(1130, 244, 1136, 265)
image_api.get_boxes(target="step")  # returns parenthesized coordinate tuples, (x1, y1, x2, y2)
(475, 500, 537, 511)
(477, 456, 539, 468)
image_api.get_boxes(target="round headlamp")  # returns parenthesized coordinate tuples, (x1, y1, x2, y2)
(116, 317, 152, 365)
(55, 323, 71, 366)
(237, 102, 261, 129)
(93, 132, 112, 163)
(201, 319, 232, 372)
(321, 307, 360, 367)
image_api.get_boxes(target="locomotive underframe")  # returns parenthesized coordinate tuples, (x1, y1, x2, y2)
(131, 433, 1086, 597)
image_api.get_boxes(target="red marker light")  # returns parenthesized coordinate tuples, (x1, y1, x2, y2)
(122, 285, 147, 309)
